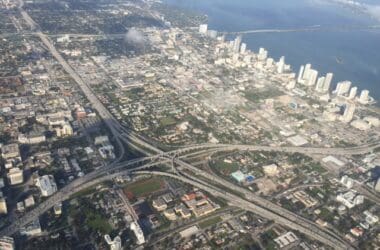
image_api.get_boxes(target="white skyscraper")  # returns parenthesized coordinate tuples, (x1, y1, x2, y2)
(359, 89, 370, 104)
(335, 81, 352, 96)
(315, 77, 326, 93)
(277, 56, 285, 74)
(307, 69, 318, 86)
(233, 35, 242, 53)
(258, 47, 268, 61)
(240, 43, 247, 54)
(348, 87, 357, 100)
(303, 64, 312, 80)
(323, 73, 333, 92)
(199, 24, 208, 34)
(341, 103, 356, 123)
(297, 65, 305, 84)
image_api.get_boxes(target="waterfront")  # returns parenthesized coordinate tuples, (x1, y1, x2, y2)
(164, 0, 380, 101)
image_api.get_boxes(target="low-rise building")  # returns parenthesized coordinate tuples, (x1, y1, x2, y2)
(163, 208, 177, 221)
(262, 164, 279, 176)
(7, 168, 23, 185)
(20, 219, 42, 236)
(18, 132, 46, 144)
(1, 144, 20, 160)
(0, 236, 15, 250)
(54, 122, 73, 137)
(152, 198, 167, 212)
(35, 175, 57, 197)
(336, 191, 364, 209)
(0, 198, 7, 214)
(274, 231, 299, 249)
(293, 190, 318, 208)
(104, 235, 122, 250)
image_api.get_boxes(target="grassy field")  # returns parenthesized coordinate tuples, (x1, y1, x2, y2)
(212, 160, 240, 175)
(199, 216, 222, 229)
(160, 116, 177, 126)
(125, 178, 164, 197)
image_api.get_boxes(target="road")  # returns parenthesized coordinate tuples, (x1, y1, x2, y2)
(9, 1, 374, 248)
(134, 170, 352, 250)
(222, 25, 380, 35)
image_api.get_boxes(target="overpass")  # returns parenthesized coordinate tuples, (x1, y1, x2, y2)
(134, 170, 352, 250)
(10, 2, 372, 248)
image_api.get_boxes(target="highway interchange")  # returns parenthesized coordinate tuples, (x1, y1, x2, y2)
(2, 1, 379, 249)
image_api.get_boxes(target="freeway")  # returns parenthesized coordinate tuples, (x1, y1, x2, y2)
(0, 158, 169, 237)
(134, 170, 352, 250)
(222, 25, 380, 35)
(12, 1, 373, 248)
(165, 142, 380, 157)
(172, 159, 352, 249)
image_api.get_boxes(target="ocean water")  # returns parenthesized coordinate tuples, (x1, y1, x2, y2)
(164, 0, 380, 101)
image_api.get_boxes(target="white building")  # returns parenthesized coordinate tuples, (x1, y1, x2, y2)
(341, 103, 356, 123)
(18, 133, 46, 144)
(262, 164, 279, 176)
(277, 56, 285, 74)
(35, 175, 57, 197)
(359, 89, 370, 104)
(0, 236, 14, 250)
(233, 35, 242, 53)
(340, 175, 354, 189)
(0, 198, 7, 214)
(348, 87, 357, 100)
(323, 73, 333, 92)
(297, 65, 305, 84)
(307, 69, 318, 86)
(315, 77, 326, 93)
(274, 232, 299, 249)
(104, 235, 122, 250)
(7, 168, 23, 185)
(258, 47, 268, 61)
(198, 24, 208, 34)
(240, 42, 247, 54)
(336, 191, 364, 209)
(1, 144, 20, 160)
(55, 122, 73, 137)
(130, 221, 145, 245)
(20, 219, 42, 236)
(335, 81, 351, 96)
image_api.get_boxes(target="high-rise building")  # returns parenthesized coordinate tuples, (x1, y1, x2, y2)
(257, 47, 268, 61)
(233, 35, 242, 53)
(335, 81, 352, 96)
(307, 69, 318, 86)
(297, 65, 305, 84)
(348, 87, 357, 100)
(341, 103, 356, 123)
(240, 43, 247, 54)
(0, 236, 15, 250)
(323, 73, 333, 92)
(277, 56, 285, 74)
(198, 24, 208, 34)
(303, 64, 312, 80)
(131, 221, 145, 245)
(359, 89, 370, 104)
(207, 30, 218, 38)
(315, 77, 326, 92)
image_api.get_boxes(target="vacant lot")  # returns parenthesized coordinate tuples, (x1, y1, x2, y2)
(124, 178, 165, 197)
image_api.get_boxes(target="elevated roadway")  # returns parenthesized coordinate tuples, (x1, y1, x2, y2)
(134, 170, 352, 250)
